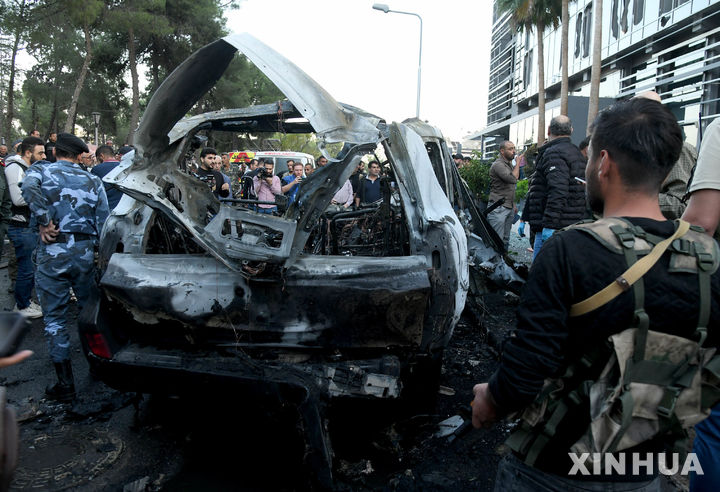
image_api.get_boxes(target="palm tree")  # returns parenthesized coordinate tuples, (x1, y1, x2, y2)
(497, 0, 561, 146)
(586, 0, 603, 131)
(560, 0, 569, 115)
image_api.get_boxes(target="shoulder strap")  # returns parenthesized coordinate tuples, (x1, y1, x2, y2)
(569, 220, 691, 317)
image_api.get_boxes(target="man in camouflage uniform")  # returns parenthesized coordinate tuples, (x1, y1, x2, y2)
(21, 133, 109, 402)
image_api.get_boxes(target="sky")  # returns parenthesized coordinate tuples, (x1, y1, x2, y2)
(226, 0, 493, 141)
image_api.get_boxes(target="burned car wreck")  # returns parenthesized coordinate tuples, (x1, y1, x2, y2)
(78, 33, 521, 487)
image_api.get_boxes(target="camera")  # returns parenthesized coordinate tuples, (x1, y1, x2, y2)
(257, 167, 272, 179)
(191, 172, 216, 189)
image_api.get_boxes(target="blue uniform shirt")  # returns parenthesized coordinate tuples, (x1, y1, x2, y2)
(91, 160, 123, 210)
(282, 174, 301, 204)
(21, 159, 109, 235)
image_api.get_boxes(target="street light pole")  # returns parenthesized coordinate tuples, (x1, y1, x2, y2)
(91, 112, 101, 146)
(372, 3, 423, 119)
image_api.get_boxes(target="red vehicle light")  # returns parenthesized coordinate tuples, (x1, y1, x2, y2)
(85, 333, 112, 359)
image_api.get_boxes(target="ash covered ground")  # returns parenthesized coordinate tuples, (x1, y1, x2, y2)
(0, 230, 528, 491)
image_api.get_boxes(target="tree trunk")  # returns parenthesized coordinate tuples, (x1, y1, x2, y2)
(560, 0, 569, 115)
(127, 23, 140, 144)
(587, 0, 604, 132)
(537, 20, 546, 146)
(3, 1, 26, 141)
(47, 98, 57, 137)
(31, 98, 37, 131)
(64, 21, 93, 133)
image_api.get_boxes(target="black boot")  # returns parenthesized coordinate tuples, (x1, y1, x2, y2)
(45, 360, 76, 402)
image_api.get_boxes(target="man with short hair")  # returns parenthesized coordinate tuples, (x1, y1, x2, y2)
(578, 136, 590, 160)
(21, 132, 109, 402)
(30, 130, 40, 138)
(316, 156, 328, 167)
(92, 145, 123, 210)
(281, 162, 304, 205)
(523, 115, 587, 259)
(253, 159, 281, 214)
(349, 161, 365, 195)
(355, 160, 382, 207)
(237, 159, 260, 203)
(4, 136, 45, 318)
(45, 132, 57, 162)
(196, 147, 230, 199)
(280, 159, 295, 179)
(487, 141, 519, 248)
(304, 163, 314, 176)
(453, 154, 464, 168)
(79, 152, 95, 170)
(116, 145, 134, 161)
(212, 154, 232, 191)
(472, 98, 720, 491)
(0, 145, 8, 162)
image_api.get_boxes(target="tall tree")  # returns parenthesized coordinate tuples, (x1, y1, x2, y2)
(1, 0, 36, 141)
(497, 0, 560, 146)
(61, 0, 104, 133)
(560, 0, 569, 115)
(586, 0, 603, 131)
(107, 0, 171, 144)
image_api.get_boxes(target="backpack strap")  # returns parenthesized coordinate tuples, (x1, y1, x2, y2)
(569, 220, 691, 317)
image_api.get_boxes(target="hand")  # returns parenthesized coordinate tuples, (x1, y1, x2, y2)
(471, 383, 498, 429)
(39, 220, 59, 244)
(221, 183, 229, 191)
(0, 349, 33, 369)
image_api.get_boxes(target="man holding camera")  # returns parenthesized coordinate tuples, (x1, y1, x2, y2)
(253, 159, 281, 214)
(196, 147, 229, 199)
(281, 161, 304, 205)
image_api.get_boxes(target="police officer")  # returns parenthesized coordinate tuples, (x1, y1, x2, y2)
(21, 133, 109, 402)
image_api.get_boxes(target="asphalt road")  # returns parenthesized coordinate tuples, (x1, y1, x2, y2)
(0, 231, 522, 491)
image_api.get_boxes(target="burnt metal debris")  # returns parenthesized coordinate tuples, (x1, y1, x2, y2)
(78, 33, 524, 488)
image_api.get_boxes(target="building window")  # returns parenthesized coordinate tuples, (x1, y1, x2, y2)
(634, 0, 644, 25)
(575, 12, 583, 58)
(524, 49, 533, 90)
(660, 0, 689, 15)
(583, 3, 592, 58)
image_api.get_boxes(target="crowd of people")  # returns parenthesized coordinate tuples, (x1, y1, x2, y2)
(185, 146, 387, 213)
(476, 93, 720, 491)
(0, 91, 719, 491)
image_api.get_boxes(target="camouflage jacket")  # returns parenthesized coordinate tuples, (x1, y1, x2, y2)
(21, 159, 109, 236)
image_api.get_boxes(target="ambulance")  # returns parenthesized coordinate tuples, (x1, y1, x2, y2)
(229, 150, 315, 176)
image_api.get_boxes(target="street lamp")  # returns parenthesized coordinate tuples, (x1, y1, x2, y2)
(91, 111, 101, 145)
(372, 3, 423, 119)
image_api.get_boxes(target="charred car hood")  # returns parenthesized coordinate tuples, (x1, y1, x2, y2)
(103, 33, 386, 272)
(135, 33, 381, 154)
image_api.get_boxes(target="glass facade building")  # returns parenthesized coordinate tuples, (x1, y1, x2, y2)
(471, 0, 720, 157)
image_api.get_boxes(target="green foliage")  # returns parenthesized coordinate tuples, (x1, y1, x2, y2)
(515, 179, 529, 202)
(497, 0, 561, 33)
(459, 153, 496, 201)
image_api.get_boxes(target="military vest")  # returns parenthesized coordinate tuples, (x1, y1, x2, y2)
(507, 218, 720, 467)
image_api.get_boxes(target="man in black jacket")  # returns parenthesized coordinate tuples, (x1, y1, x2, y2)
(523, 115, 587, 260)
(471, 98, 719, 491)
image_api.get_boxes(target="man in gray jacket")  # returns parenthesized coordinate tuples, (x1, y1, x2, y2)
(487, 140, 518, 249)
